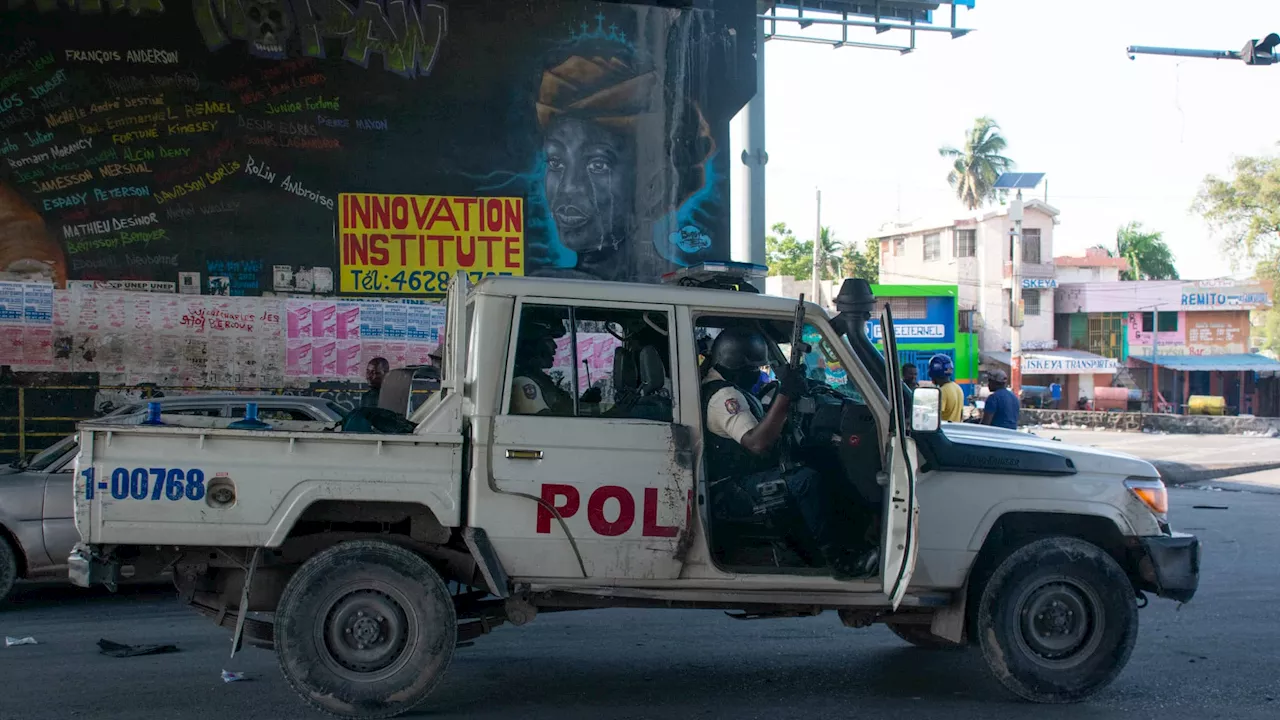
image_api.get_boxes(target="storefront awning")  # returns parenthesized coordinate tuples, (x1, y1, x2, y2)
(1129, 353, 1280, 374)
(981, 349, 1119, 375)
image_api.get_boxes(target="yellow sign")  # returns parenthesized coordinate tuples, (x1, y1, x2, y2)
(338, 193, 525, 294)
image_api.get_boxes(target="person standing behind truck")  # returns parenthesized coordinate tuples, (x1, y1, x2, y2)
(361, 357, 390, 408)
(929, 354, 963, 423)
(982, 369, 1021, 429)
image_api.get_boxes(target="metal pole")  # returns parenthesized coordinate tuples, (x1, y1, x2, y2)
(1152, 306, 1159, 411)
(1127, 45, 1241, 60)
(738, 3, 768, 268)
(811, 187, 822, 305)
(1010, 190, 1023, 396)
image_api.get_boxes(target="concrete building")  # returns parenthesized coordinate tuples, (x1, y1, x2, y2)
(1055, 278, 1280, 414)
(1054, 247, 1129, 284)
(873, 200, 1060, 355)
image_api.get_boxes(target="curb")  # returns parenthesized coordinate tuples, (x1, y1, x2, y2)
(1151, 460, 1280, 486)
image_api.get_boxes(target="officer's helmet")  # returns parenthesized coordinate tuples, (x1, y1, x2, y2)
(710, 326, 769, 371)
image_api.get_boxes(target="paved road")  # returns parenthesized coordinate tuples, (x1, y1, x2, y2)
(1026, 427, 1280, 466)
(1, 489, 1276, 720)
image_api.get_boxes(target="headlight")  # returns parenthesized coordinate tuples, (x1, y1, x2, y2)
(1124, 477, 1168, 521)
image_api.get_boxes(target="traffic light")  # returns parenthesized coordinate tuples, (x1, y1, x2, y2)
(1242, 33, 1279, 65)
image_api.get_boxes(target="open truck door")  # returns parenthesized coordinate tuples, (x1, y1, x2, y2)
(878, 305, 921, 609)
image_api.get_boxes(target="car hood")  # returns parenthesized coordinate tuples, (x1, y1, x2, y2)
(0, 464, 20, 476)
(939, 422, 1157, 478)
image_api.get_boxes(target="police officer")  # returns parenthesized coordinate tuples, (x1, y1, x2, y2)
(509, 312, 574, 415)
(510, 311, 601, 415)
(702, 326, 878, 580)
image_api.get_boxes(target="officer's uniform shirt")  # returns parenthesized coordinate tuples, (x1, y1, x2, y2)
(703, 368, 761, 444)
(511, 375, 550, 414)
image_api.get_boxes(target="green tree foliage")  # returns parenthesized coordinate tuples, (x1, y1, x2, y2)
(842, 239, 881, 284)
(1194, 149, 1280, 354)
(765, 222, 844, 280)
(939, 117, 1015, 211)
(1116, 222, 1179, 280)
(1194, 150, 1280, 261)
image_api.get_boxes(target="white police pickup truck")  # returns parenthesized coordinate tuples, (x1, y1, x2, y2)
(70, 268, 1199, 719)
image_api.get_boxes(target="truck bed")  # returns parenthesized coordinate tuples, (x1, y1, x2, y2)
(73, 422, 462, 548)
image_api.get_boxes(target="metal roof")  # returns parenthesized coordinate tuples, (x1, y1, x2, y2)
(1128, 354, 1280, 373)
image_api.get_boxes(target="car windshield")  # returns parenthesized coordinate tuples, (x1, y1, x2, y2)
(20, 434, 77, 472)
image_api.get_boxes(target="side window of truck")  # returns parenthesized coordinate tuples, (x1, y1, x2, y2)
(508, 303, 674, 421)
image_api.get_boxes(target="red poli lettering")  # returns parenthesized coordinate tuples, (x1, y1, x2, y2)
(537, 484, 682, 537)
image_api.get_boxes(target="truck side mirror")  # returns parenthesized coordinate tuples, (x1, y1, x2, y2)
(910, 387, 942, 433)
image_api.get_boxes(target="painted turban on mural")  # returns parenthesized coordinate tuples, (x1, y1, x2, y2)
(0, 180, 65, 286)
(535, 43, 716, 270)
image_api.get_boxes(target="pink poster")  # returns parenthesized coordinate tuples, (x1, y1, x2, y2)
(312, 339, 337, 377)
(384, 342, 409, 368)
(312, 301, 337, 338)
(286, 339, 313, 377)
(287, 301, 313, 339)
(337, 340, 363, 377)
(24, 329, 53, 366)
(0, 327, 22, 364)
(336, 302, 361, 339)
(361, 341, 388, 367)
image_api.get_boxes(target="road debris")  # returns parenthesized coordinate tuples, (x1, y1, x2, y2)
(4, 636, 37, 647)
(220, 670, 249, 683)
(97, 639, 179, 657)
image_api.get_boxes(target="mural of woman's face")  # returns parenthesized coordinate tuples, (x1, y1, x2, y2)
(543, 117, 635, 253)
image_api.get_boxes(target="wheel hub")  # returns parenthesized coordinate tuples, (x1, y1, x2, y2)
(1019, 580, 1099, 663)
(323, 589, 410, 675)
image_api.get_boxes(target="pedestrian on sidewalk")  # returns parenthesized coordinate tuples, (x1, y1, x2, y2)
(982, 369, 1020, 430)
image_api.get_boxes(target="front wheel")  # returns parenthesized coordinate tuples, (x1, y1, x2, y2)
(976, 537, 1138, 703)
(275, 540, 457, 719)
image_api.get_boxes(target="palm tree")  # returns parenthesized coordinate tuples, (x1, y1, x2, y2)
(939, 117, 1015, 210)
(1117, 222, 1179, 280)
(817, 226, 843, 280)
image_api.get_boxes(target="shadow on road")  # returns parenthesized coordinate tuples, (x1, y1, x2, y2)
(425, 644, 1019, 716)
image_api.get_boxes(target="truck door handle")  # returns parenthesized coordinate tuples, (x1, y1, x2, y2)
(506, 449, 544, 460)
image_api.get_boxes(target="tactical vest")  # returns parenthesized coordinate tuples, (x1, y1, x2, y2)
(701, 379, 775, 480)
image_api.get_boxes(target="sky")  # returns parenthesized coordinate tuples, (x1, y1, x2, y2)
(730, 0, 1280, 280)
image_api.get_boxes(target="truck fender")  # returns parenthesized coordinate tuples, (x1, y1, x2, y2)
(264, 485, 460, 546)
(965, 500, 1135, 553)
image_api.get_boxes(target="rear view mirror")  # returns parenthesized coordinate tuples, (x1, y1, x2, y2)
(911, 387, 941, 433)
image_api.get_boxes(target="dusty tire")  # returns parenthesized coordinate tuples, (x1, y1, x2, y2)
(887, 623, 963, 650)
(0, 535, 16, 604)
(275, 540, 456, 719)
(977, 537, 1137, 703)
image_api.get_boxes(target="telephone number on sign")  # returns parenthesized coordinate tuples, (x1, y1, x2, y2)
(346, 269, 515, 293)
(81, 467, 206, 501)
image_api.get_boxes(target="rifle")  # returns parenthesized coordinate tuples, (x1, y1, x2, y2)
(779, 294, 810, 466)
(788, 294, 810, 373)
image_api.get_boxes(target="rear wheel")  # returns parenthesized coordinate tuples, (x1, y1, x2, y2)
(886, 622, 963, 649)
(275, 540, 456, 719)
(0, 535, 16, 604)
(976, 537, 1138, 703)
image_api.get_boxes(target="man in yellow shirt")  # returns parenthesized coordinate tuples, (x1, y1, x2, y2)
(928, 354, 964, 423)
